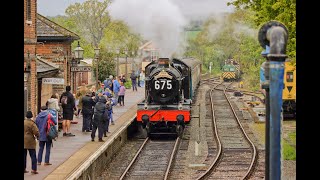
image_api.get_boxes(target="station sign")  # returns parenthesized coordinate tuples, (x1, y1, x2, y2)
(42, 78, 65, 85)
(71, 66, 92, 72)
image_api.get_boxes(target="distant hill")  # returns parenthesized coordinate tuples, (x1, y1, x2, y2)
(183, 20, 203, 40)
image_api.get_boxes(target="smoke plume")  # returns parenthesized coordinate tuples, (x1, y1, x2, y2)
(108, 0, 187, 57)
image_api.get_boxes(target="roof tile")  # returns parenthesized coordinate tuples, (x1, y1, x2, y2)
(37, 13, 80, 40)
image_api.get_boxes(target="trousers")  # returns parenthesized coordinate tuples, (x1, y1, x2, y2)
(24, 149, 37, 171)
(38, 140, 52, 163)
(91, 121, 104, 140)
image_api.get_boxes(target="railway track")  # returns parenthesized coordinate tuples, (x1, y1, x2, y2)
(99, 77, 263, 180)
(196, 81, 258, 179)
(226, 86, 265, 104)
(119, 136, 181, 180)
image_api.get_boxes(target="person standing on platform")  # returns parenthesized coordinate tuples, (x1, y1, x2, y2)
(104, 75, 113, 91)
(91, 96, 108, 142)
(103, 96, 113, 136)
(139, 70, 145, 87)
(75, 91, 83, 117)
(137, 68, 141, 87)
(77, 83, 88, 117)
(130, 70, 138, 91)
(81, 91, 96, 132)
(103, 90, 115, 126)
(108, 75, 114, 94)
(112, 76, 120, 106)
(89, 85, 96, 131)
(120, 74, 126, 84)
(24, 111, 39, 174)
(35, 106, 56, 166)
(90, 85, 96, 96)
(118, 81, 126, 106)
(60, 85, 76, 137)
(47, 94, 60, 132)
(96, 83, 105, 95)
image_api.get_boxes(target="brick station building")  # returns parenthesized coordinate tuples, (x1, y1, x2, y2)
(36, 13, 80, 112)
(24, 0, 81, 115)
(24, 0, 38, 116)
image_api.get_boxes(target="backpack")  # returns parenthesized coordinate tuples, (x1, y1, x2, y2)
(107, 79, 112, 88)
(61, 95, 68, 105)
(46, 114, 58, 141)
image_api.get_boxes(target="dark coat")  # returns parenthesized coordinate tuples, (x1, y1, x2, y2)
(60, 91, 76, 119)
(130, 73, 137, 81)
(24, 119, 40, 149)
(93, 96, 109, 124)
(60, 91, 75, 110)
(82, 95, 96, 115)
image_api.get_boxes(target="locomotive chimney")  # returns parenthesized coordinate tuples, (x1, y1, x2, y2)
(158, 58, 170, 68)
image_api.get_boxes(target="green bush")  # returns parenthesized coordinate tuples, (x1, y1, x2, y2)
(124, 81, 132, 89)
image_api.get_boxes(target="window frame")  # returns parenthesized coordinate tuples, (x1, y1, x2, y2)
(286, 71, 294, 82)
(26, 0, 32, 23)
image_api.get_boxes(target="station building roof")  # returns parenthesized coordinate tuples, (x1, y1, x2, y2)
(36, 56, 59, 77)
(37, 13, 80, 41)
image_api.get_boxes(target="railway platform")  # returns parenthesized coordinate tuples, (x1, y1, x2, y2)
(24, 86, 145, 180)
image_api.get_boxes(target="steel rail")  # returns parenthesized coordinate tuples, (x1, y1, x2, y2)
(223, 82, 258, 180)
(164, 135, 182, 180)
(196, 81, 257, 180)
(195, 81, 223, 180)
(119, 137, 149, 180)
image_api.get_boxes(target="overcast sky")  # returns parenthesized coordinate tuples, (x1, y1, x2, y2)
(38, 0, 234, 18)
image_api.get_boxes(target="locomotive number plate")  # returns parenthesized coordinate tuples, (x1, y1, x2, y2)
(154, 80, 172, 90)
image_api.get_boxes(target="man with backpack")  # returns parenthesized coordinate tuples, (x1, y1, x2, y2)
(60, 85, 76, 137)
(103, 75, 113, 91)
(130, 70, 138, 91)
(35, 106, 57, 166)
(91, 95, 109, 142)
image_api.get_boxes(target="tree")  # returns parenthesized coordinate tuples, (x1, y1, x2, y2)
(50, 1, 144, 84)
(97, 21, 142, 81)
(100, 20, 142, 56)
(184, 9, 265, 90)
(93, 49, 116, 82)
(65, 0, 112, 47)
(227, 0, 296, 61)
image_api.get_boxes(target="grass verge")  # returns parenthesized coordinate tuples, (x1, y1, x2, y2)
(282, 139, 296, 160)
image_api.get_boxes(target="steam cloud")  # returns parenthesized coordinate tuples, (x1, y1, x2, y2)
(109, 0, 187, 58)
(206, 15, 257, 41)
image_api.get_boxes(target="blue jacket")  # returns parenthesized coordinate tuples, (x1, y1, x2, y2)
(106, 97, 115, 116)
(104, 78, 112, 89)
(35, 110, 57, 141)
(113, 80, 120, 93)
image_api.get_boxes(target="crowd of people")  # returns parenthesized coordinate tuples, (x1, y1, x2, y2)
(24, 71, 145, 175)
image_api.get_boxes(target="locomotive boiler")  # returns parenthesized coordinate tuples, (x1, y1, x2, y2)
(136, 57, 202, 137)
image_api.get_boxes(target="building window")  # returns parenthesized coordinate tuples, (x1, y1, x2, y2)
(26, 0, 32, 22)
(286, 72, 294, 82)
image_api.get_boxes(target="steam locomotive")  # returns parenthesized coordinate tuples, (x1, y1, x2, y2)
(137, 57, 202, 137)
